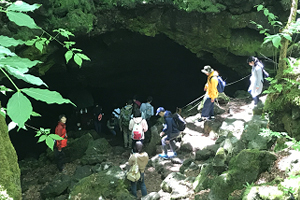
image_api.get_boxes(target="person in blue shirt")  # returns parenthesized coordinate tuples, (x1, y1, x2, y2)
(156, 107, 180, 159)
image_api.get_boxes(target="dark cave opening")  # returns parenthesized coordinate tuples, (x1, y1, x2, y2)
(5, 30, 250, 160)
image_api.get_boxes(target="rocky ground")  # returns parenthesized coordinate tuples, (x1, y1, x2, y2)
(20, 94, 297, 200)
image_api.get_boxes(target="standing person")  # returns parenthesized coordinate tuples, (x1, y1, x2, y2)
(133, 95, 141, 115)
(93, 104, 104, 135)
(129, 110, 148, 152)
(247, 56, 264, 106)
(120, 99, 133, 148)
(198, 65, 219, 122)
(140, 96, 154, 121)
(55, 114, 68, 172)
(156, 107, 180, 159)
(128, 141, 149, 198)
(107, 114, 119, 136)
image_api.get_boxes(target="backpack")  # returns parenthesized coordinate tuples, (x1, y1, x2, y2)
(173, 113, 186, 131)
(132, 121, 143, 140)
(120, 107, 132, 127)
(126, 154, 140, 182)
(210, 76, 226, 93)
(258, 62, 269, 82)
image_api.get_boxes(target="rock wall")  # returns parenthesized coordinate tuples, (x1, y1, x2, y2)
(0, 103, 21, 200)
(1, 0, 289, 75)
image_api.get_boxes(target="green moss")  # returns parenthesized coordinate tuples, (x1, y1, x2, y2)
(0, 104, 21, 200)
(173, 0, 226, 13)
(69, 166, 132, 200)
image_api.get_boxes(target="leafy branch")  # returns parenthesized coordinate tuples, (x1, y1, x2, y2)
(0, 1, 90, 150)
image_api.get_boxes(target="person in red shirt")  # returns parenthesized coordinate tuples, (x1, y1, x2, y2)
(55, 114, 68, 172)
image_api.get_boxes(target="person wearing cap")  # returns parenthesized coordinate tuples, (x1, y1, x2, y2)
(247, 56, 264, 106)
(156, 107, 180, 159)
(198, 65, 219, 122)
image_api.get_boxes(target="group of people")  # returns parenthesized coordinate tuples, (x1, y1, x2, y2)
(198, 56, 265, 122)
(52, 56, 264, 197)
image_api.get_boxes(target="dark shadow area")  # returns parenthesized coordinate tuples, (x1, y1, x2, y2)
(4, 30, 250, 160)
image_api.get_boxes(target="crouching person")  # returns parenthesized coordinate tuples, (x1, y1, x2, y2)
(156, 107, 180, 159)
(128, 141, 149, 198)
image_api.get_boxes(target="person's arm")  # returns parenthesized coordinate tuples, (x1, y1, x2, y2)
(56, 125, 63, 151)
(129, 119, 134, 131)
(128, 154, 134, 166)
(142, 119, 148, 132)
(208, 77, 218, 101)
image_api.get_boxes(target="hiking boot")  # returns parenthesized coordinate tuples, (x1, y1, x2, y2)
(209, 116, 215, 120)
(159, 154, 169, 159)
(198, 117, 207, 122)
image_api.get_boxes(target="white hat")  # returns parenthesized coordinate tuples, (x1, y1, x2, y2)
(201, 65, 214, 74)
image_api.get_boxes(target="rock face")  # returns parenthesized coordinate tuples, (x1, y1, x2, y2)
(0, 105, 21, 200)
(2, 0, 287, 76)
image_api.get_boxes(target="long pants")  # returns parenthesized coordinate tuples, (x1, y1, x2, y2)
(162, 132, 180, 155)
(253, 96, 259, 105)
(122, 126, 132, 148)
(131, 173, 147, 197)
(55, 148, 65, 172)
(94, 120, 102, 134)
(201, 97, 214, 118)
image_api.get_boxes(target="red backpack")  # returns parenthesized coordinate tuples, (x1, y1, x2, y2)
(132, 122, 143, 140)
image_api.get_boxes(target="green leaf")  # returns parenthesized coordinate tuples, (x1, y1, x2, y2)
(31, 111, 41, 117)
(6, 11, 40, 29)
(282, 33, 292, 41)
(21, 88, 75, 106)
(46, 136, 55, 151)
(49, 134, 64, 140)
(77, 53, 91, 61)
(257, 5, 264, 11)
(0, 35, 25, 47)
(4, 65, 47, 87)
(1, 56, 42, 69)
(272, 35, 282, 48)
(74, 54, 82, 67)
(53, 28, 75, 39)
(0, 85, 14, 95)
(7, 1, 41, 12)
(35, 131, 42, 137)
(37, 135, 47, 143)
(0, 46, 16, 56)
(268, 13, 275, 20)
(35, 41, 44, 52)
(264, 9, 269, 16)
(65, 50, 73, 64)
(71, 48, 82, 52)
(45, 129, 50, 134)
(7, 92, 33, 128)
(25, 38, 38, 46)
(64, 41, 76, 48)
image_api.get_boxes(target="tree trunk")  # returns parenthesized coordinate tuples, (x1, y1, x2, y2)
(0, 102, 21, 200)
(276, 0, 298, 79)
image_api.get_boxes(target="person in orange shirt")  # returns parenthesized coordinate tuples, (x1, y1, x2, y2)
(198, 65, 219, 122)
(55, 114, 68, 172)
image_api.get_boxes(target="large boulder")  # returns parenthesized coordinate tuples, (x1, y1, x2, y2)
(69, 166, 132, 200)
(193, 164, 219, 193)
(208, 149, 277, 200)
(80, 138, 112, 165)
(241, 116, 274, 150)
(0, 107, 21, 200)
(40, 174, 71, 199)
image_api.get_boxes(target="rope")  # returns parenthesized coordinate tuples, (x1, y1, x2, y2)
(181, 74, 251, 110)
(225, 74, 250, 86)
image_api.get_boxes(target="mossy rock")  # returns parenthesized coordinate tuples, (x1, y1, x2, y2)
(0, 105, 21, 200)
(69, 166, 132, 200)
(193, 164, 218, 193)
(208, 149, 277, 200)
